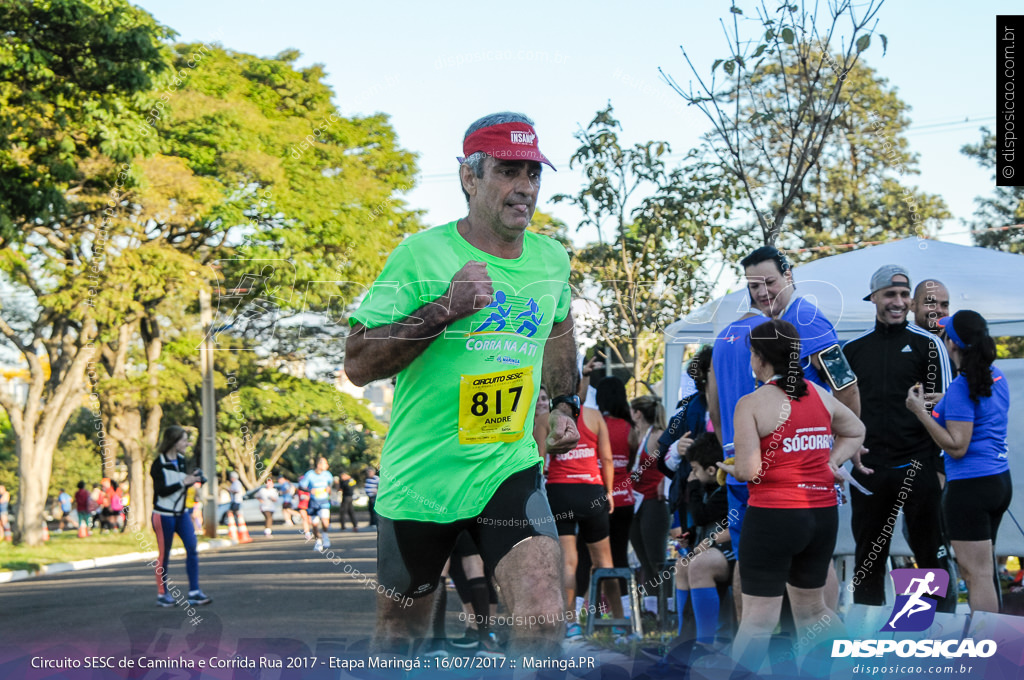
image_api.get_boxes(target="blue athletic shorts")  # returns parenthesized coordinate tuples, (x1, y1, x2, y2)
(726, 483, 749, 554)
(308, 499, 330, 518)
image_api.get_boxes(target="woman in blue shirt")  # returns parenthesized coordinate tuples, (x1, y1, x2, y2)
(906, 310, 1011, 613)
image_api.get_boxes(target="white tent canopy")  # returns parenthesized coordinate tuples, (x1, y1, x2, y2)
(663, 238, 1024, 407)
(661, 238, 1024, 555)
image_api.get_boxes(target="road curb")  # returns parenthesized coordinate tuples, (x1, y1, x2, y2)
(0, 538, 235, 585)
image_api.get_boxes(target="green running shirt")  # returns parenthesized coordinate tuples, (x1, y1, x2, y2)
(350, 221, 572, 522)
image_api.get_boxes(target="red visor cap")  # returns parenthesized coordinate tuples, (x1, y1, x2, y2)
(459, 122, 556, 171)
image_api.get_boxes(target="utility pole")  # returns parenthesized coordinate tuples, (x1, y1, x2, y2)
(199, 287, 219, 538)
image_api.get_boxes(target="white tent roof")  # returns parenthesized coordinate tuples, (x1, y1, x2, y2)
(663, 238, 1024, 405)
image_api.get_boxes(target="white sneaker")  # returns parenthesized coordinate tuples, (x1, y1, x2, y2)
(322, 537, 331, 549)
(314, 539, 323, 552)
(264, 528, 272, 537)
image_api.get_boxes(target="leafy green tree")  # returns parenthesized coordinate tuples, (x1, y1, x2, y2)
(0, 412, 16, 502)
(49, 434, 102, 501)
(150, 45, 421, 336)
(1, 28, 419, 541)
(962, 128, 1024, 253)
(125, 43, 414, 515)
(46, 42, 418, 531)
(752, 54, 949, 259)
(663, 0, 887, 246)
(527, 209, 572, 248)
(0, 0, 171, 544)
(554, 106, 736, 392)
(0, 0, 170, 238)
(277, 424, 383, 482)
(217, 358, 383, 489)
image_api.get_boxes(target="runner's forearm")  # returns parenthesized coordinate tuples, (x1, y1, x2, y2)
(542, 315, 577, 407)
(345, 299, 455, 386)
(834, 382, 861, 417)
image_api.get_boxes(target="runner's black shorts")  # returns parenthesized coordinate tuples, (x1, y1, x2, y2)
(544, 483, 610, 542)
(710, 539, 736, 563)
(452, 529, 480, 558)
(943, 470, 1012, 542)
(739, 505, 837, 597)
(678, 539, 736, 567)
(307, 499, 329, 516)
(377, 464, 557, 598)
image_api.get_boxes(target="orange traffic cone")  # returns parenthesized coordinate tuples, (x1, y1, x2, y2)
(236, 513, 253, 544)
(42, 521, 50, 542)
(77, 518, 89, 538)
(226, 513, 239, 542)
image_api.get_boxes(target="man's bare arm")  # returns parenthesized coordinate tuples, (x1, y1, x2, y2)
(833, 382, 861, 418)
(542, 315, 578, 400)
(542, 314, 580, 455)
(345, 317, 446, 387)
(344, 261, 492, 386)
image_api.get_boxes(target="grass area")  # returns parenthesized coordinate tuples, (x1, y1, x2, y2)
(0, 529, 168, 573)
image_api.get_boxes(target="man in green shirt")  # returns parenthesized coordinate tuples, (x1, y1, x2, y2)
(346, 112, 580, 658)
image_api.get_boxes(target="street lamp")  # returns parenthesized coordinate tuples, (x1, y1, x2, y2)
(199, 286, 219, 538)
(307, 411, 320, 467)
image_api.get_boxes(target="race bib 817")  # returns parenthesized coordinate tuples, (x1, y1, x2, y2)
(458, 367, 534, 445)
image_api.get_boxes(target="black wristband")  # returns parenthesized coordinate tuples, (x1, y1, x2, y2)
(550, 394, 580, 420)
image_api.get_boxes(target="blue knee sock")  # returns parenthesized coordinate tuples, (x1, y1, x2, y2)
(690, 587, 720, 643)
(676, 589, 689, 635)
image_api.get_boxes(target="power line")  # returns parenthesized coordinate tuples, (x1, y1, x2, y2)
(413, 115, 997, 182)
(906, 115, 994, 132)
(783, 224, 1024, 254)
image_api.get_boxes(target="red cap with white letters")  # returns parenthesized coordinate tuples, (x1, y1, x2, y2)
(458, 122, 555, 170)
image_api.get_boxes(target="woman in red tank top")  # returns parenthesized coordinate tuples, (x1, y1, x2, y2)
(595, 376, 635, 578)
(545, 397, 621, 635)
(626, 394, 667, 603)
(730, 319, 865, 674)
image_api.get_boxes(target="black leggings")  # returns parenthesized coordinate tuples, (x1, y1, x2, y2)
(339, 497, 357, 528)
(739, 505, 837, 597)
(943, 471, 1012, 541)
(629, 499, 670, 596)
(609, 504, 634, 569)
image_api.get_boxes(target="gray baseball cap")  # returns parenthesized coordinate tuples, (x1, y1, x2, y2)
(864, 264, 911, 301)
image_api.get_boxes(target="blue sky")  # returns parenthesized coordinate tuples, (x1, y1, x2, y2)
(134, 1, 1011, 253)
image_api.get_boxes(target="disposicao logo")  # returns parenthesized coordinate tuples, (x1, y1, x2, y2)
(831, 569, 997, 659)
(883, 568, 948, 632)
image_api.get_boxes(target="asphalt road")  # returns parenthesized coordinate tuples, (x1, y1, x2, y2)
(0, 517, 642, 679)
(0, 521, 411, 670)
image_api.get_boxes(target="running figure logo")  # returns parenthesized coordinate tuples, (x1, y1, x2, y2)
(882, 569, 949, 632)
(472, 291, 544, 338)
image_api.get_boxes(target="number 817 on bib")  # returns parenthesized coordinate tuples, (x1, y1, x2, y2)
(458, 367, 535, 445)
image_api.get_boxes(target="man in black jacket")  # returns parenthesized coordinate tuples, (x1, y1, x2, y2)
(843, 265, 954, 608)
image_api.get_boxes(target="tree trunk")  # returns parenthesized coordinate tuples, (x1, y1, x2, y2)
(12, 391, 88, 545)
(5, 342, 94, 546)
(15, 435, 49, 545)
(98, 319, 163, 532)
(125, 440, 151, 532)
(223, 427, 301, 489)
(137, 312, 163, 530)
(100, 448, 115, 480)
(105, 405, 155, 532)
